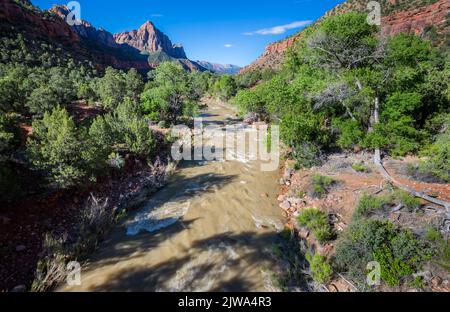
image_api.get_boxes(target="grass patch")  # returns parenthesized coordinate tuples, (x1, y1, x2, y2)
(352, 162, 370, 173)
(310, 174, 338, 198)
(393, 190, 421, 210)
(297, 208, 333, 243)
(353, 193, 392, 221)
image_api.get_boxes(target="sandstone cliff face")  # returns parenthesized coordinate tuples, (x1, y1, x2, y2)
(50, 5, 119, 49)
(381, 0, 450, 38)
(0, 0, 150, 71)
(0, 0, 80, 46)
(114, 21, 187, 59)
(240, 0, 449, 74)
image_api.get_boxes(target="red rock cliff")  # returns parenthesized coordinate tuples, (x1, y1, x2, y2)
(240, 0, 449, 74)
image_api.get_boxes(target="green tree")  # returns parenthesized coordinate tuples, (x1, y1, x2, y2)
(97, 67, 126, 110)
(27, 107, 89, 188)
(26, 86, 59, 116)
(125, 68, 144, 102)
(141, 62, 198, 124)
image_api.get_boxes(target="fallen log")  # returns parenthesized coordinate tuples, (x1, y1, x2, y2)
(374, 149, 450, 213)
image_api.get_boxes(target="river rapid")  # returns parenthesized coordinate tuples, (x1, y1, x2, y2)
(61, 101, 284, 292)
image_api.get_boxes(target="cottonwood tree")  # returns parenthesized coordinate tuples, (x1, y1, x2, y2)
(141, 62, 197, 124)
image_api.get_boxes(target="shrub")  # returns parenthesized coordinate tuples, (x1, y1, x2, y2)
(424, 226, 450, 271)
(31, 234, 68, 292)
(141, 62, 200, 124)
(27, 107, 91, 189)
(292, 142, 323, 169)
(26, 86, 59, 116)
(334, 219, 431, 286)
(373, 245, 415, 286)
(91, 99, 155, 160)
(297, 208, 333, 243)
(352, 162, 370, 173)
(414, 130, 450, 183)
(393, 190, 421, 210)
(310, 174, 337, 198)
(334, 119, 364, 150)
(96, 67, 126, 110)
(353, 193, 392, 220)
(306, 253, 333, 284)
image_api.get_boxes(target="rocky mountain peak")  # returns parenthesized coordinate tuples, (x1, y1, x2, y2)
(114, 21, 187, 59)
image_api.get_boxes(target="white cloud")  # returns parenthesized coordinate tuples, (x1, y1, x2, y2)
(224, 44, 233, 48)
(243, 20, 312, 36)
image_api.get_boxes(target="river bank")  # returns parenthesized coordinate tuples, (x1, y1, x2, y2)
(57, 98, 285, 292)
(0, 128, 176, 292)
(275, 152, 450, 292)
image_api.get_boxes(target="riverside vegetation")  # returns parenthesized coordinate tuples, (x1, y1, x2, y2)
(207, 12, 449, 291)
(1, 8, 449, 292)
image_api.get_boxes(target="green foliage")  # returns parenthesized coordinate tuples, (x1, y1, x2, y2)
(214, 75, 237, 100)
(352, 162, 370, 173)
(306, 253, 333, 284)
(292, 142, 323, 169)
(93, 98, 155, 159)
(124, 68, 144, 102)
(353, 193, 392, 220)
(26, 86, 59, 116)
(334, 119, 365, 150)
(393, 190, 421, 210)
(232, 12, 448, 165)
(97, 67, 126, 110)
(310, 174, 337, 198)
(141, 62, 201, 124)
(27, 107, 90, 189)
(421, 130, 450, 182)
(0, 114, 16, 159)
(334, 219, 431, 286)
(424, 226, 450, 271)
(297, 208, 333, 243)
(373, 245, 415, 287)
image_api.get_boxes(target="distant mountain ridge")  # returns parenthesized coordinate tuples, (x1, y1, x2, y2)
(240, 0, 449, 74)
(196, 61, 241, 75)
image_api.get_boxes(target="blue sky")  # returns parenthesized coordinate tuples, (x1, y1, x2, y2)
(32, 0, 344, 67)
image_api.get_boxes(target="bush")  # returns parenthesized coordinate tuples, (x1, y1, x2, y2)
(310, 174, 337, 198)
(27, 107, 91, 189)
(306, 253, 333, 284)
(297, 208, 333, 243)
(292, 142, 323, 169)
(413, 130, 450, 183)
(353, 193, 392, 220)
(393, 190, 421, 210)
(334, 119, 364, 150)
(141, 62, 199, 124)
(352, 162, 370, 173)
(97, 67, 126, 110)
(334, 219, 431, 286)
(26, 86, 59, 116)
(424, 226, 450, 271)
(89, 98, 155, 160)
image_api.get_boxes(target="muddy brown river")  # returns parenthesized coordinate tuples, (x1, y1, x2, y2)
(61, 101, 284, 292)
